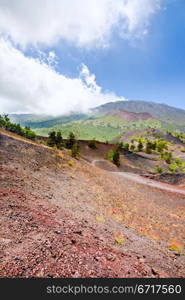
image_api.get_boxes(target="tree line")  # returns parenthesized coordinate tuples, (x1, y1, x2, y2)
(47, 131, 122, 166)
(0, 114, 36, 140)
(47, 131, 80, 159)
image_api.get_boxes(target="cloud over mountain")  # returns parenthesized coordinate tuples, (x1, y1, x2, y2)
(0, 0, 163, 114)
(0, 39, 124, 114)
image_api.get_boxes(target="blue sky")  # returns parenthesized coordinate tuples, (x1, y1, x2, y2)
(49, 0, 185, 109)
(0, 0, 185, 114)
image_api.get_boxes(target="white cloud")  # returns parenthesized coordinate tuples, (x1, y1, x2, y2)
(80, 64, 101, 92)
(0, 39, 124, 115)
(0, 1, 162, 115)
(0, 0, 162, 48)
(120, 0, 161, 38)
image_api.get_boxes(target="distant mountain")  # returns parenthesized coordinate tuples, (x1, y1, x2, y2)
(106, 109, 153, 122)
(10, 113, 87, 128)
(10, 114, 45, 124)
(8, 100, 185, 141)
(94, 100, 185, 125)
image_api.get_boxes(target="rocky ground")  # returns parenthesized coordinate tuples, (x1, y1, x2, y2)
(0, 130, 185, 277)
(144, 173, 185, 187)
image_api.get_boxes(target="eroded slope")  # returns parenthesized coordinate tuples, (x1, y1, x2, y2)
(0, 131, 185, 277)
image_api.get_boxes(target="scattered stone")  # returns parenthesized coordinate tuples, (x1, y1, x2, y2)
(106, 254, 116, 261)
(73, 230, 82, 235)
(54, 230, 61, 234)
(139, 258, 146, 263)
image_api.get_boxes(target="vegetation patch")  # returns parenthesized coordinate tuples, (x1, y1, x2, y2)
(88, 139, 97, 149)
(0, 114, 36, 140)
(108, 149, 120, 167)
(96, 216, 105, 223)
(115, 235, 125, 245)
(68, 160, 74, 167)
(168, 241, 183, 252)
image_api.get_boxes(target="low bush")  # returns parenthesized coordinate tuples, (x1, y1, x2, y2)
(108, 149, 120, 167)
(88, 139, 97, 149)
(156, 165, 163, 174)
(71, 142, 80, 159)
(0, 114, 36, 140)
(169, 163, 178, 173)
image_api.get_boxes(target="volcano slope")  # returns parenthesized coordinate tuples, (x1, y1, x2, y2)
(0, 130, 185, 278)
(78, 140, 160, 174)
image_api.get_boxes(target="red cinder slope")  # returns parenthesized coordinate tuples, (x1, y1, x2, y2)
(0, 130, 185, 278)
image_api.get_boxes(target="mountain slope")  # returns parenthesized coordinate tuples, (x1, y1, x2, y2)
(106, 109, 153, 122)
(9, 100, 185, 141)
(10, 113, 87, 128)
(94, 100, 185, 125)
(0, 129, 185, 277)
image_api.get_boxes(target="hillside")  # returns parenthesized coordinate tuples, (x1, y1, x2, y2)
(95, 100, 185, 126)
(10, 113, 87, 129)
(114, 128, 185, 144)
(0, 129, 185, 277)
(9, 100, 185, 142)
(106, 110, 153, 122)
(77, 139, 164, 174)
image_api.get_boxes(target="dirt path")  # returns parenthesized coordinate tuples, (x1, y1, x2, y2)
(92, 159, 185, 195)
(115, 172, 185, 195)
(92, 159, 107, 166)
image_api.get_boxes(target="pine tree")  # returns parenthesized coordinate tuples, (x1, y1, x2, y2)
(71, 142, 80, 159)
(88, 138, 97, 149)
(47, 131, 56, 147)
(145, 141, 152, 154)
(56, 131, 63, 148)
(108, 149, 120, 167)
(137, 140, 143, 152)
(66, 132, 76, 149)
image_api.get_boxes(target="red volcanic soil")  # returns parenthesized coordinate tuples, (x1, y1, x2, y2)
(106, 109, 153, 121)
(0, 130, 185, 278)
(78, 140, 161, 174)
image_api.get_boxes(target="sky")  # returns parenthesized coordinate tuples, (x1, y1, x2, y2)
(0, 0, 185, 115)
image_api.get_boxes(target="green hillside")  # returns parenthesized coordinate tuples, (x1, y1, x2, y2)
(33, 115, 162, 142)
(10, 113, 87, 128)
(9, 100, 185, 142)
(94, 100, 185, 126)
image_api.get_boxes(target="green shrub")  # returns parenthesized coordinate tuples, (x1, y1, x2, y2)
(47, 131, 57, 147)
(56, 131, 63, 148)
(24, 126, 36, 140)
(151, 141, 157, 150)
(161, 151, 172, 164)
(0, 114, 36, 140)
(169, 163, 178, 173)
(71, 142, 80, 159)
(174, 157, 183, 167)
(145, 141, 152, 154)
(156, 165, 163, 174)
(88, 139, 97, 149)
(137, 139, 143, 152)
(66, 132, 76, 149)
(108, 149, 120, 167)
(115, 142, 123, 151)
(131, 138, 136, 143)
(47, 130, 63, 148)
(124, 143, 129, 151)
(130, 144, 135, 152)
(156, 140, 168, 153)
